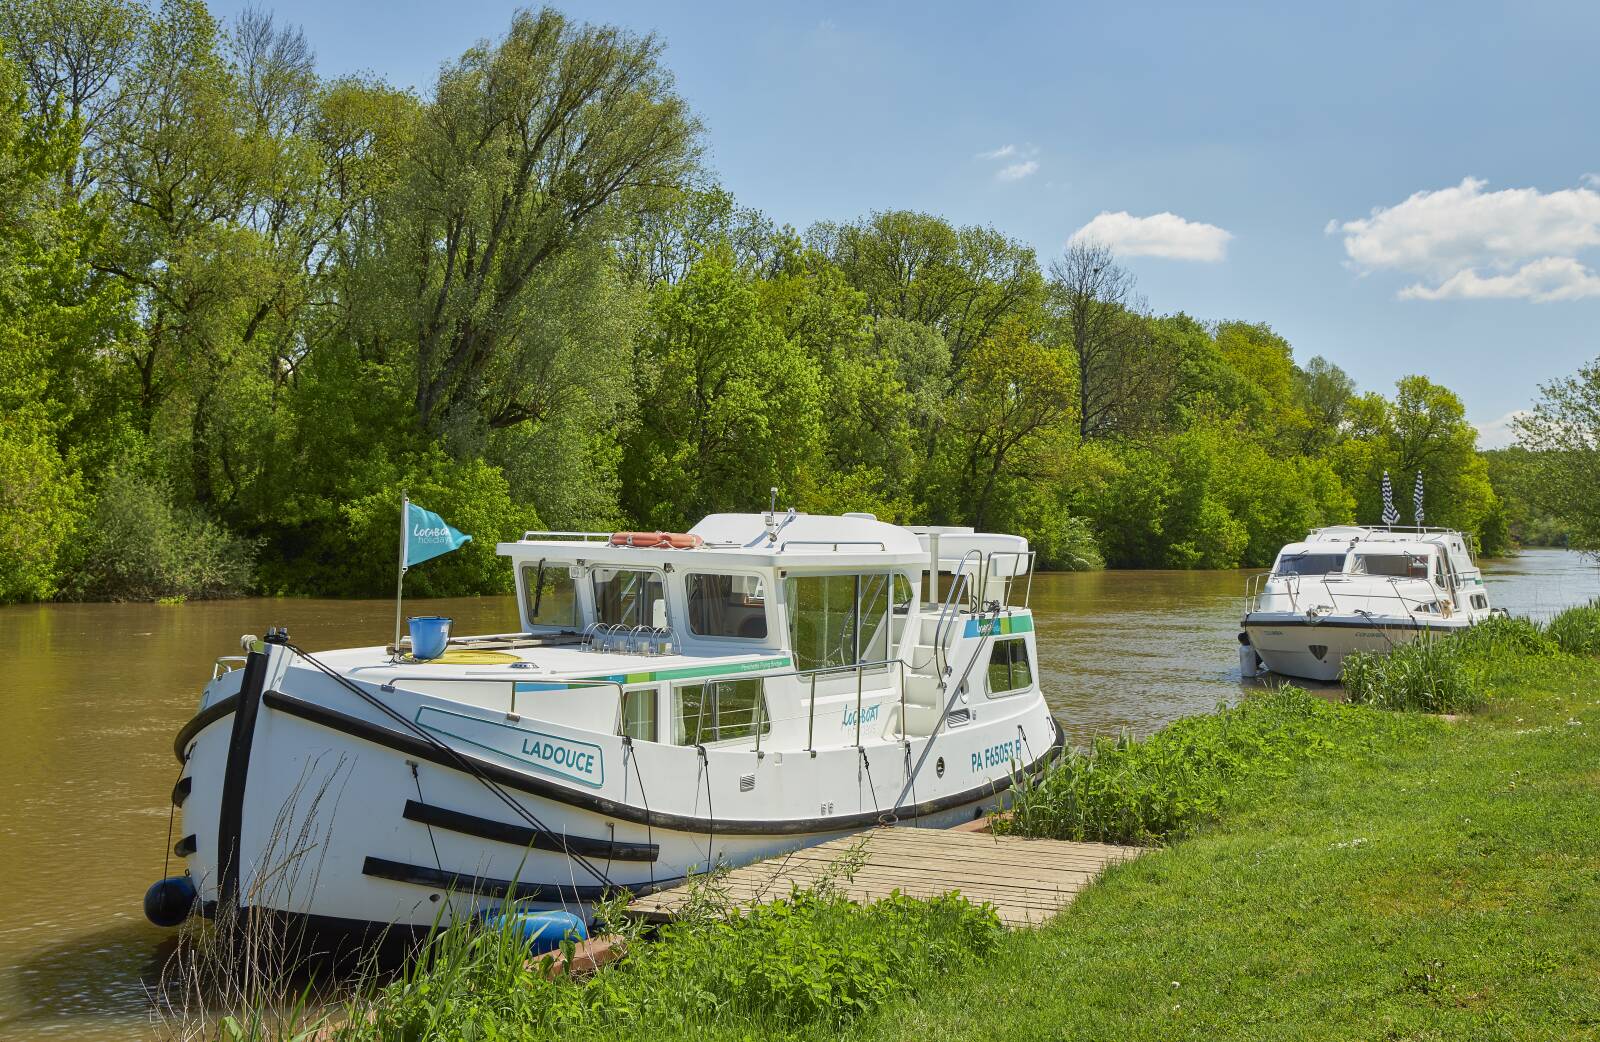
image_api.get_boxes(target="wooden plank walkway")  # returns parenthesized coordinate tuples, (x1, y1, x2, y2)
(628, 825, 1143, 929)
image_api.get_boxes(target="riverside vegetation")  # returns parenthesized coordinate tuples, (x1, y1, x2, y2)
(6, 0, 1599, 606)
(166, 603, 1600, 1040)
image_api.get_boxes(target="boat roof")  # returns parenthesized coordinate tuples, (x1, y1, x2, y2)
(1279, 525, 1469, 558)
(496, 512, 1027, 572)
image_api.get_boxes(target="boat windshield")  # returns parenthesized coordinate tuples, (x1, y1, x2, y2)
(1274, 552, 1347, 576)
(1350, 553, 1429, 580)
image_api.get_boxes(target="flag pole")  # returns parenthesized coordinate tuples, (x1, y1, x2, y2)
(394, 490, 408, 660)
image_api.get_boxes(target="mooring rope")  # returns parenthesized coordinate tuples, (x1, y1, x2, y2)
(411, 762, 444, 873)
(693, 743, 715, 867)
(622, 736, 656, 887)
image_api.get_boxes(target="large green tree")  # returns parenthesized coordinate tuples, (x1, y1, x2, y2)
(1514, 357, 1600, 553)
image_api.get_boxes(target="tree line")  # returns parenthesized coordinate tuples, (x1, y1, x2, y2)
(0, 0, 1548, 603)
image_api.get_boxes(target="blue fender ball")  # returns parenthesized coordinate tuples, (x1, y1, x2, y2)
(484, 909, 588, 954)
(144, 875, 198, 928)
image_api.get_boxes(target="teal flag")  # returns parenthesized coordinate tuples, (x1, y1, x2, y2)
(405, 502, 471, 568)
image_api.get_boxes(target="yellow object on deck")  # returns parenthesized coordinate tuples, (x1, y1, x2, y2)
(404, 648, 523, 665)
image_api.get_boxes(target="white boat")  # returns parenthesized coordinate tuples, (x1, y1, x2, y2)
(1239, 525, 1499, 682)
(154, 511, 1061, 955)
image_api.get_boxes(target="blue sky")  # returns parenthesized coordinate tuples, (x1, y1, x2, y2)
(210, 0, 1600, 446)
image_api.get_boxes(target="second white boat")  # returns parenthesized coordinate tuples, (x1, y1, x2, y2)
(1240, 525, 1499, 682)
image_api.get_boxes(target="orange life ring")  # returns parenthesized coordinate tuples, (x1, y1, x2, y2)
(609, 531, 704, 549)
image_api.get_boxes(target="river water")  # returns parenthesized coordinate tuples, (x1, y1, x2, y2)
(1, 549, 1594, 1039)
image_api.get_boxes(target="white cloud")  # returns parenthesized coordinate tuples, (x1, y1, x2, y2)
(1474, 409, 1529, 449)
(975, 143, 1039, 181)
(1333, 177, 1600, 302)
(1068, 211, 1233, 262)
(996, 160, 1039, 182)
(1400, 256, 1600, 302)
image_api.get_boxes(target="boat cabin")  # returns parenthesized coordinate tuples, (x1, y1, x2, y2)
(1260, 525, 1490, 618)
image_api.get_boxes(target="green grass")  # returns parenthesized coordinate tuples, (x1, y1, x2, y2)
(827, 651, 1600, 1042)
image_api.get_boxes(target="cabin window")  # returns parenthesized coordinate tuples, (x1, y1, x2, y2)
(1472, 593, 1488, 610)
(591, 568, 666, 629)
(520, 561, 578, 629)
(673, 677, 770, 745)
(686, 573, 768, 639)
(986, 638, 1033, 697)
(1274, 553, 1346, 576)
(784, 573, 897, 672)
(620, 687, 657, 742)
(1350, 554, 1425, 579)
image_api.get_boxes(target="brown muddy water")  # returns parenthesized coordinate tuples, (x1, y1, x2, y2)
(0, 549, 1594, 1039)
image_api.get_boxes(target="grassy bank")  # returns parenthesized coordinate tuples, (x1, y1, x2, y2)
(187, 612, 1600, 1041)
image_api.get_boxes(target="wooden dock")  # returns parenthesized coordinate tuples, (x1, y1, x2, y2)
(628, 824, 1143, 929)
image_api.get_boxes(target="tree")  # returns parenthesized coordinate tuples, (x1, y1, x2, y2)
(621, 246, 824, 527)
(376, 7, 700, 436)
(811, 211, 1043, 375)
(1515, 357, 1600, 553)
(1048, 241, 1178, 441)
(1293, 355, 1356, 454)
(1333, 375, 1497, 543)
(942, 319, 1074, 529)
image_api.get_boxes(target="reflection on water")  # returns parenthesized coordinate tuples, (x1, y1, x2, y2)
(0, 549, 1592, 1039)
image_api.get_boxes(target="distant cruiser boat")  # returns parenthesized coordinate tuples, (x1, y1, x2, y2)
(1239, 525, 1501, 682)
(148, 511, 1061, 956)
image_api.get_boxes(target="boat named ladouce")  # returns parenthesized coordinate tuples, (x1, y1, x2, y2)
(149, 511, 1062, 954)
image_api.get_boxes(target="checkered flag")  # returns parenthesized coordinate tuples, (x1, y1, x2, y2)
(1381, 470, 1399, 526)
(1413, 471, 1425, 526)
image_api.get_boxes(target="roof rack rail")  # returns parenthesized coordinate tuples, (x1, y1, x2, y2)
(520, 530, 613, 542)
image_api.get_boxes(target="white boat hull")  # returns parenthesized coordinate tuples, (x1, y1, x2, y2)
(170, 641, 1062, 958)
(1242, 612, 1470, 682)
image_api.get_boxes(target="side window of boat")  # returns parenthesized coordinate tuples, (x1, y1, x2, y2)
(520, 562, 578, 629)
(784, 573, 894, 672)
(672, 677, 771, 745)
(1352, 555, 1410, 578)
(685, 573, 768, 639)
(591, 568, 666, 629)
(620, 686, 658, 742)
(1471, 594, 1488, 610)
(986, 638, 1032, 697)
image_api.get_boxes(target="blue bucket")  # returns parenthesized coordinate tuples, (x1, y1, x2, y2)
(408, 616, 452, 660)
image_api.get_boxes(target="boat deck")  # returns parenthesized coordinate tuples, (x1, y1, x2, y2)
(626, 823, 1143, 928)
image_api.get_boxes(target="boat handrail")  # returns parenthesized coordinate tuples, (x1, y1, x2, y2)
(777, 539, 889, 553)
(933, 551, 982, 675)
(1246, 569, 1452, 623)
(213, 655, 247, 679)
(984, 549, 1038, 608)
(520, 530, 615, 542)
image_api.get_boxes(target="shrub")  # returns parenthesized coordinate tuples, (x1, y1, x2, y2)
(1341, 636, 1480, 714)
(68, 463, 257, 601)
(348, 883, 1002, 1039)
(998, 687, 1362, 845)
(1452, 614, 1555, 658)
(1546, 600, 1600, 655)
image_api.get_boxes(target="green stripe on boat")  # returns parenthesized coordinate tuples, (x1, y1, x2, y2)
(514, 656, 793, 692)
(964, 614, 1034, 638)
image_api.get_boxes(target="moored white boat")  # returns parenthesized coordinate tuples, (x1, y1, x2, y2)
(152, 511, 1061, 956)
(1240, 525, 1499, 682)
